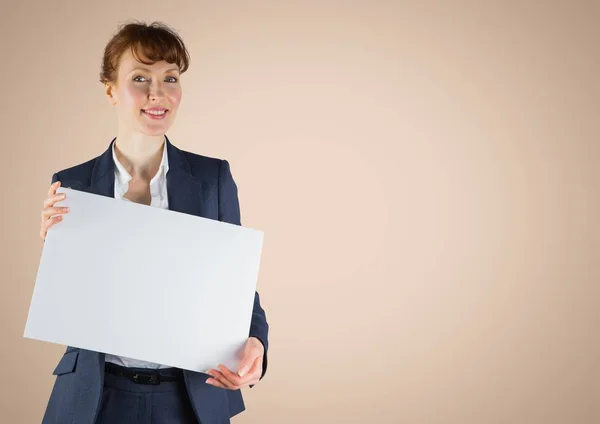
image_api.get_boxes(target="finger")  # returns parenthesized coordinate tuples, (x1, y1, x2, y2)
(209, 367, 260, 390)
(41, 206, 70, 221)
(234, 357, 261, 384)
(207, 370, 237, 390)
(238, 340, 263, 377)
(40, 216, 63, 240)
(211, 368, 257, 390)
(43, 192, 67, 209)
(237, 348, 262, 377)
(219, 364, 258, 387)
(238, 356, 262, 381)
(237, 355, 255, 377)
(205, 378, 228, 389)
(47, 181, 61, 198)
(244, 357, 261, 379)
(217, 365, 243, 386)
(41, 215, 63, 235)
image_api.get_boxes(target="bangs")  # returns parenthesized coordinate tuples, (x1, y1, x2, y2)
(129, 31, 188, 72)
(100, 21, 190, 84)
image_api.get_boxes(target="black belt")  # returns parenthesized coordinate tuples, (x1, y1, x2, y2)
(104, 363, 183, 385)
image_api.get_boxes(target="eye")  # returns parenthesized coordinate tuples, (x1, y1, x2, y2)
(133, 75, 148, 82)
(166, 76, 178, 83)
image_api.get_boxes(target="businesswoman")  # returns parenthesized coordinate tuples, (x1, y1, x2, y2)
(38, 21, 269, 424)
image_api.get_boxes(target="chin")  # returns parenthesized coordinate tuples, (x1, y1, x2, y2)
(143, 129, 169, 137)
(139, 123, 172, 137)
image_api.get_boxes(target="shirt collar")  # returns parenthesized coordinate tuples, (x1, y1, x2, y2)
(112, 139, 170, 186)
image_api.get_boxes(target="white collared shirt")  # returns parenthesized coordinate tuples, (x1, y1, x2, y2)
(112, 140, 170, 208)
(104, 140, 171, 369)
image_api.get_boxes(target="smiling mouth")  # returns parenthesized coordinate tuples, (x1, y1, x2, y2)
(141, 109, 169, 120)
(141, 109, 168, 116)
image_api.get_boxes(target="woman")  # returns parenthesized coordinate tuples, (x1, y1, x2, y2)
(39, 21, 269, 424)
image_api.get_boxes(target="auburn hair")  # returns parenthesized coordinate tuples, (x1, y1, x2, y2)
(100, 20, 190, 84)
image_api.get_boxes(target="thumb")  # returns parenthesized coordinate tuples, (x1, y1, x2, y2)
(237, 355, 255, 377)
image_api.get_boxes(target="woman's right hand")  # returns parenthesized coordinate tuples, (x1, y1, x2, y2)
(40, 181, 70, 241)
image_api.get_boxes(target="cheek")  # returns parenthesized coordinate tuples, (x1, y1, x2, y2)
(122, 85, 147, 107)
(167, 87, 182, 108)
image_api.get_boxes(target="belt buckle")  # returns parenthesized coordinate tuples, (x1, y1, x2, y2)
(132, 372, 160, 385)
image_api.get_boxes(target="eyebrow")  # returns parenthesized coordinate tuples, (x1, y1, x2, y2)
(130, 67, 180, 74)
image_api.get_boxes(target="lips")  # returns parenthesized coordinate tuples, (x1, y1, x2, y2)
(141, 108, 168, 120)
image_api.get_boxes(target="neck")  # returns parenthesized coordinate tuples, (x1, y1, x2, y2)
(113, 131, 165, 180)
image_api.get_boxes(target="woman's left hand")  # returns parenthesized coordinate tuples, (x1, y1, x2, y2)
(205, 337, 264, 390)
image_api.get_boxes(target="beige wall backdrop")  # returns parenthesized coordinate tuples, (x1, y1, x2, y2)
(1, 1, 599, 423)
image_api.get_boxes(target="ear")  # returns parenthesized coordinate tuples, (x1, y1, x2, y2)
(105, 82, 117, 106)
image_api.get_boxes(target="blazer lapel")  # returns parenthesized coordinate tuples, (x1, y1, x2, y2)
(165, 136, 204, 217)
(89, 137, 116, 198)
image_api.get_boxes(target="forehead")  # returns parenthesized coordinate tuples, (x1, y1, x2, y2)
(117, 49, 177, 73)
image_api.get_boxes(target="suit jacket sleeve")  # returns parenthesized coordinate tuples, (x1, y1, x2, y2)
(218, 160, 269, 382)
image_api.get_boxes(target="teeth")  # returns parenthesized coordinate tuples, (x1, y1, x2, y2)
(143, 109, 166, 115)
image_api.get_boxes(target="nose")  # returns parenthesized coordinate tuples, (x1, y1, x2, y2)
(148, 80, 165, 100)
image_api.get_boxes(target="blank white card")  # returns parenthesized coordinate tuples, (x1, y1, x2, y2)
(24, 187, 264, 373)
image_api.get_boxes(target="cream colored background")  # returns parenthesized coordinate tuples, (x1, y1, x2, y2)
(1, 1, 599, 423)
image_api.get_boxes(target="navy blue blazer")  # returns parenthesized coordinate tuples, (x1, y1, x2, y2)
(41, 136, 269, 424)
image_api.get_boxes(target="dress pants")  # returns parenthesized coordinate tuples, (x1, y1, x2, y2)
(95, 364, 199, 424)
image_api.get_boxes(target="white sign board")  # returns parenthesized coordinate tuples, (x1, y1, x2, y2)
(24, 187, 264, 373)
